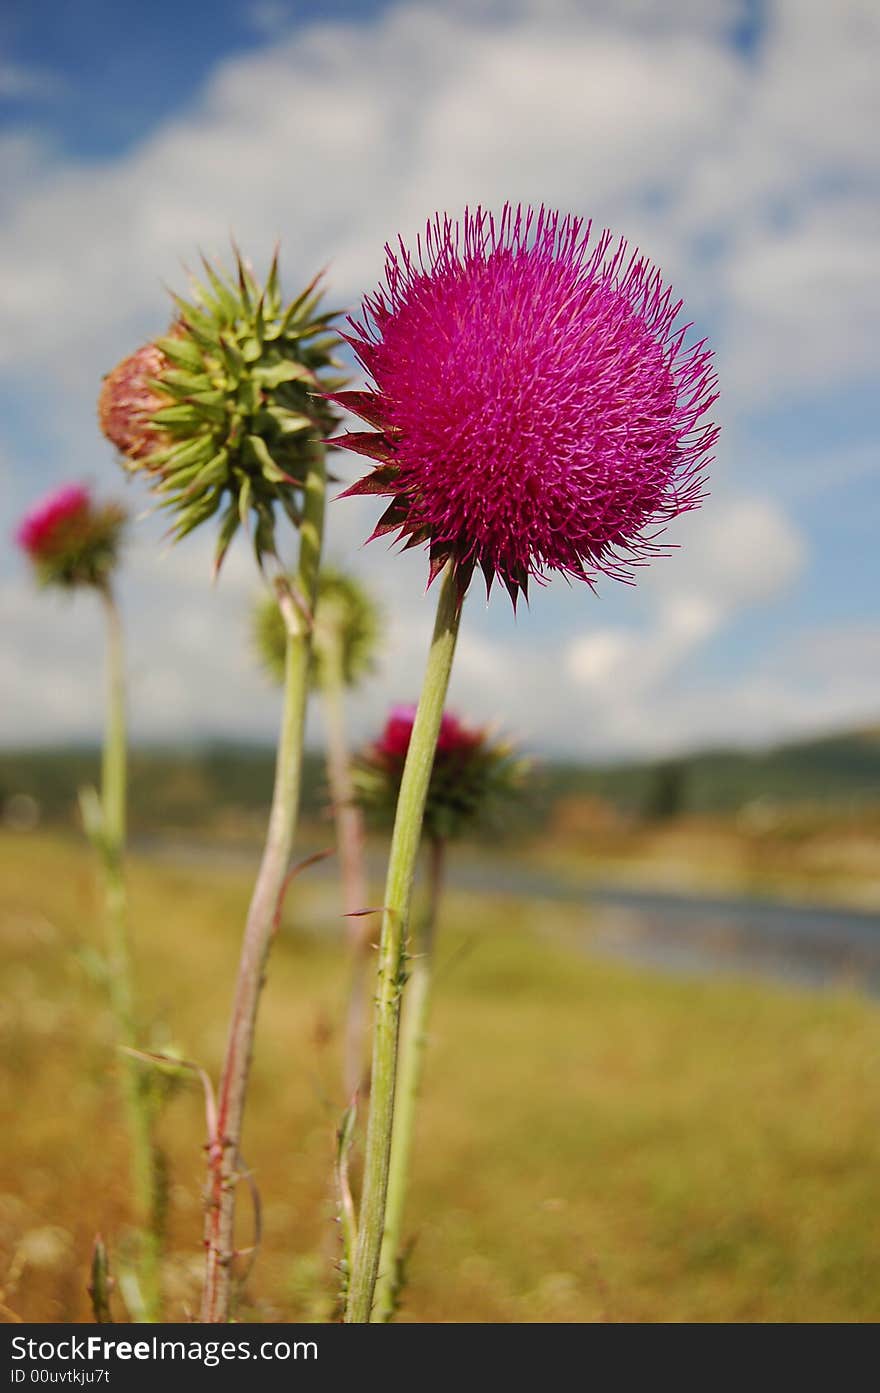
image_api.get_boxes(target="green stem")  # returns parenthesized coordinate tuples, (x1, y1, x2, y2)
(88, 1236, 114, 1325)
(200, 443, 326, 1324)
(320, 635, 371, 1098)
(100, 586, 161, 1323)
(344, 566, 462, 1323)
(101, 588, 126, 855)
(374, 837, 445, 1322)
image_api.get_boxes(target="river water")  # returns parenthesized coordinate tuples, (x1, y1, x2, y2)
(442, 858, 880, 994)
(584, 885, 880, 993)
(141, 838, 880, 995)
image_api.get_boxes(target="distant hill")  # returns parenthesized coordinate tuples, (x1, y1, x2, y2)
(538, 725, 880, 818)
(0, 743, 326, 836)
(1, 725, 879, 837)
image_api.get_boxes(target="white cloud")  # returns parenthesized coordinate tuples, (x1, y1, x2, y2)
(504, 609, 880, 762)
(2, 0, 870, 388)
(648, 495, 807, 613)
(430, 495, 808, 757)
(627, 621, 880, 754)
(564, 494, 805, 714)
(721, 199, 880, 402)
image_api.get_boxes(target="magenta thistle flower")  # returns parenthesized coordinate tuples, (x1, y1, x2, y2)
(16, 483, 126, 589)
(332, 204, 718, 606)
(357, 703, 526, 842)
(377, 704, 481, 762)
(16, 484, 90, 556)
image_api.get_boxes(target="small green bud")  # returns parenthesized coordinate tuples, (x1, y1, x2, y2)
(253, 567, 382, 690)
(99, 248, 346, 573)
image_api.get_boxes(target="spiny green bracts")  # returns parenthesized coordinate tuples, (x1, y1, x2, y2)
(99, 250, 345, 572)
(253, 567, 381, 690)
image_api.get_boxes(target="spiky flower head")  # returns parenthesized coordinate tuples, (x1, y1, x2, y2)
(99, 250, 345, 573)
(15, 483, 126, 590)
(333, 204, 718, 607)
(254, 567, 381, 690)
(356, 704, 527, 842)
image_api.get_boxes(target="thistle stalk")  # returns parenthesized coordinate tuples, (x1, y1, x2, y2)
(201, 442, 326, 1324)
(320, 633, 370, 1097)
(374, 836, 445, 1322)
(99, 585, 161, 1322)
(344, 566, 462, 1323)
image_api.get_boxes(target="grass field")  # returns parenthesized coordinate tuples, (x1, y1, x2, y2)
(2, 830, 880, 1323)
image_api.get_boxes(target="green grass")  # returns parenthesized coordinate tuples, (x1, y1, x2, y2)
(2, 830, 880, 1323)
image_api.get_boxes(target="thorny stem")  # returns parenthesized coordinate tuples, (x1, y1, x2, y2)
(200, 442, 326, 1324)
(88, 1236, 114, 1325)
(373, 837, 445, 1322)
(320, 632, 371, 1098)
(344, 566, 462, 1323)
(100, 586, 161, 1322)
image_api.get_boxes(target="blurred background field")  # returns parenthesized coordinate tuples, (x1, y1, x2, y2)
(2, 730, 880, 1323)
(4, 723, 880, 904)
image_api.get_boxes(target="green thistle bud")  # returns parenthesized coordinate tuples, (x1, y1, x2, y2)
(98, 249, 346, 573)
(253, 567, 381, 690)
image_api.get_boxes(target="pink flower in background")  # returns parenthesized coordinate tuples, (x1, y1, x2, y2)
(358, 703, 525, 842)
(333, 204, 719, 606)
(377, 704, 482, 762)
(16, 484, 91, 558)
(16, 483, 126, 590)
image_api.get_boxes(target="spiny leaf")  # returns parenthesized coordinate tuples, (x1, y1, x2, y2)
(153, 369, 212, 395)
(279, 267, 326, 333)
(263, 407, 314, 437)
(155, 335, 203, 372)
(172, 490, 221, 541)
(235, 247, 253, 314)
(238, 472, 253, 531)
(188, 449, 230, 493)
(242, 433, 291, 483)
(252, 359, 316, 390)
(198, 256, 240, 321)
(252, 500, 276, 567)
(239, 334, 264, 365)
(151, 402, 203, 428)
(236, 377, 261, 415)
(189, 396, 228, 427)
(264, 245, 280, 310)
(214, 501, 240, 576)
(163, 434, 216, 469)
(219, 334, 246, 377)
(168, 291, 215, 337)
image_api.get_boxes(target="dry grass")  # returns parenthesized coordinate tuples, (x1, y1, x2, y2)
(2, 830, 880, 1323)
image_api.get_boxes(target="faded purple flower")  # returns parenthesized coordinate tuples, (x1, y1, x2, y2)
(356, 703, 526, 842)
(377, 704, 482, 762)
(98, 342, 172, 464)
(332, 204, 718, 606)
(15, 483, 126, 590)
(16, 484, 91, 557)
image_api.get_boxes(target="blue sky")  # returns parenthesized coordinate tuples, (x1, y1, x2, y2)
(1, 0, 878, 758)
(1, 1, 388, 157)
